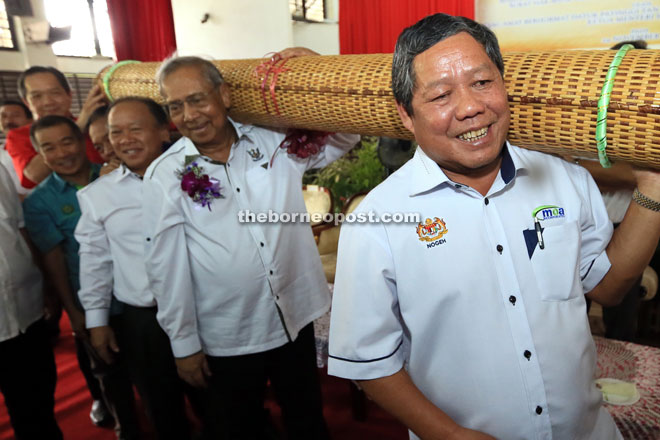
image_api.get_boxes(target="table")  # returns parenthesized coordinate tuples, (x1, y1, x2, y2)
(594, 336, 660, 439)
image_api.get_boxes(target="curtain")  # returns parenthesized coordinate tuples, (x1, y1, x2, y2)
(106, 0, 177, 61)
(339, 0, 475, 54)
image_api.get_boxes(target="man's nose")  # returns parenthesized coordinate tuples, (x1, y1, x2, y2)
(455, 87, 485, 120)
(182, 102, 199, 122)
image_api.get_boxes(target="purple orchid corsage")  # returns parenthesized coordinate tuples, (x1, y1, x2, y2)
(177, 161, 222, 210)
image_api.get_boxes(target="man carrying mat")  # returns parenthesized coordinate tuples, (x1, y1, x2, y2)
(328, 13, 660, 440)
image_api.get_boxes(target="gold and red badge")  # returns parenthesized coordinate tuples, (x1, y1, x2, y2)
(416, 217, 448, 242)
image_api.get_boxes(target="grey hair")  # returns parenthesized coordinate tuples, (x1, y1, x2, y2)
(156, 55, 225, 96)
(392, 13, 504, 116)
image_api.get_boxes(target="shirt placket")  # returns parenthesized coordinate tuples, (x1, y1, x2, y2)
(215, 145, 285, 326)
(481, 191, 553, 440)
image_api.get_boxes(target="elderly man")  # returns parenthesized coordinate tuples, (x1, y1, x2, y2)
(0, 100, 33, 196)
(23, 116, 139, 439)
(143, 50, 359, 439)
(0, 163, 62, 440)
(76, 97, 202, 440)
(328, 14, 660, 440)
(6, 66, 104, 189)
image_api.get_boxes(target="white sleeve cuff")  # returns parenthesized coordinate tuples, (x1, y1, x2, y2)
(171, 334, 203, 358)
(328, 341, 405, 381)
(583, 251, 612, 293)
(86, 308, 110, 328)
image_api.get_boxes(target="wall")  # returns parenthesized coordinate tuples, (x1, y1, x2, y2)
(171, 0, 293, 59)
(171, 0, 340, 59)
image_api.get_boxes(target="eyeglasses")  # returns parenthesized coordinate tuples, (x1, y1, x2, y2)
(165, 88, 217, 116)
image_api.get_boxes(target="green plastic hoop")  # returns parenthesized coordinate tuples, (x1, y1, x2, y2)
(595, 44, 633, 168)
(102, 60, 141, 102)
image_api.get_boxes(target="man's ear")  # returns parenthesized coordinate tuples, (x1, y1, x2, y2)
(219, 82, 231, 109)
(159, 126, 170, 143)
(396, 101, 415, 137)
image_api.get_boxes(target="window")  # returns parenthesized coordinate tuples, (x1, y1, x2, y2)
(0, 0, 17, 49)
(43, 0, 115, 58)
(290, 0, 325, 23)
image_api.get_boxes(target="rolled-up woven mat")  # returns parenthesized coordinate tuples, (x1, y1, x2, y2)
(99, 50, 660, 169)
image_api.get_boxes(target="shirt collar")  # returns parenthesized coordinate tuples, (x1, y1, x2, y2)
(116, 164, 143, 181)
(181, 117, 254, 164)
(52, 163, 101, 192)
(408, 141, 524, 197)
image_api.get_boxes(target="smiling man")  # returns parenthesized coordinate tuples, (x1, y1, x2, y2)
(143, 51, 360, 439)
(22, 115, 139, 440)
(75, 97, 203, 440)
(6, 66, 104, 189)
(328, 13, 660, 440)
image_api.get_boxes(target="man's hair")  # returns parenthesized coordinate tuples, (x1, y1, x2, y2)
(30, 115, 83, 148)
(392, 13, 504, 116)
(610, 40, 647, 50)
(18, 66, 71, 100)
(156, 55, 225, 96)
(0, 99, 33, 119)
(108, 97, 169, 127)
(85, 105, 109, 133)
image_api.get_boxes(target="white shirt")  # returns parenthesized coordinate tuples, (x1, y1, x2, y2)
(75, 166, 154, 328)
(0, 145, 30, 196)
(0, 164, 43, 343)
(328, 143, 621, 440)
(143, 119, 359, 357)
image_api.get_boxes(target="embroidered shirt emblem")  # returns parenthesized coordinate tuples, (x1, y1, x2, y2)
(61, 204, 75, 215)
(247, 148, 264, 161)
(416, 217, 448, 243)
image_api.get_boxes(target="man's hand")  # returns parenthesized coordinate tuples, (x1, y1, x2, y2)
(68, 308, 88, 341)
(632, 167, 660, 201)
(90, 325, 119, 364)
(277, 46, 320, 59)
(99, 157, 122, 176)
(76, 85, 107, 130)
(175, 351, 211, 388)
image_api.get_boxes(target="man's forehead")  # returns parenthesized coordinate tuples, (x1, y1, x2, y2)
(0, 104, 24, 114)
(25, 72, 66, 92)
(162, 65, 212, 99)
(109, 101, 156, 125)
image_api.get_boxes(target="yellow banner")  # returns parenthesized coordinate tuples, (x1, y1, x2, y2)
(475, 0, 660, 51)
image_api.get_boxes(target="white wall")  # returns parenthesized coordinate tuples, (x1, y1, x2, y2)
(292, 21, 339, 55)
(171, 0, 341, 59)
(171, 0, 293, 60)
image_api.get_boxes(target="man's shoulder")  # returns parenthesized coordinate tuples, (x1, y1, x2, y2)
(77, 169, 118, 200)
(5, 125, 32, 147)
(145, 138, 187, 180)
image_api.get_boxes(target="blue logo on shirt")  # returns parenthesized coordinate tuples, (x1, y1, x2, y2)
(533, 205, 565, 221)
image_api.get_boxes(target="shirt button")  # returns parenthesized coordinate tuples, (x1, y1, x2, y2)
(260, 242, 264, 247)
(269, 270, 274, 275)
(484, 197, 489, 205)
(454, 184, 461, 189)
(535, 406, 543, 415)
(236, 187, 240, 192)
(524, 350, 532, 360)
(509, 295, 516, 305)
(496, 244, 503, 254)
(276, 295, 280, 300)
(146, 237, 151, 242)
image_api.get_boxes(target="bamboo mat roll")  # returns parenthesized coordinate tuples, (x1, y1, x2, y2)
(99, 50, 660, 169)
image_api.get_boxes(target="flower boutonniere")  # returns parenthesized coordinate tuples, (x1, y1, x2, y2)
(177, 158, 223, 210)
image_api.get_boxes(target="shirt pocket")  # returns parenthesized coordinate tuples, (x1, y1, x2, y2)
(530, 220, 582, 301)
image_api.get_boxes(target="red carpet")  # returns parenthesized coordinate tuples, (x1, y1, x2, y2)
(0, 316, 407, 439)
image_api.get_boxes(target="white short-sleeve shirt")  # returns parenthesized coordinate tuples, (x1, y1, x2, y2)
(328, 143, 621, 440)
